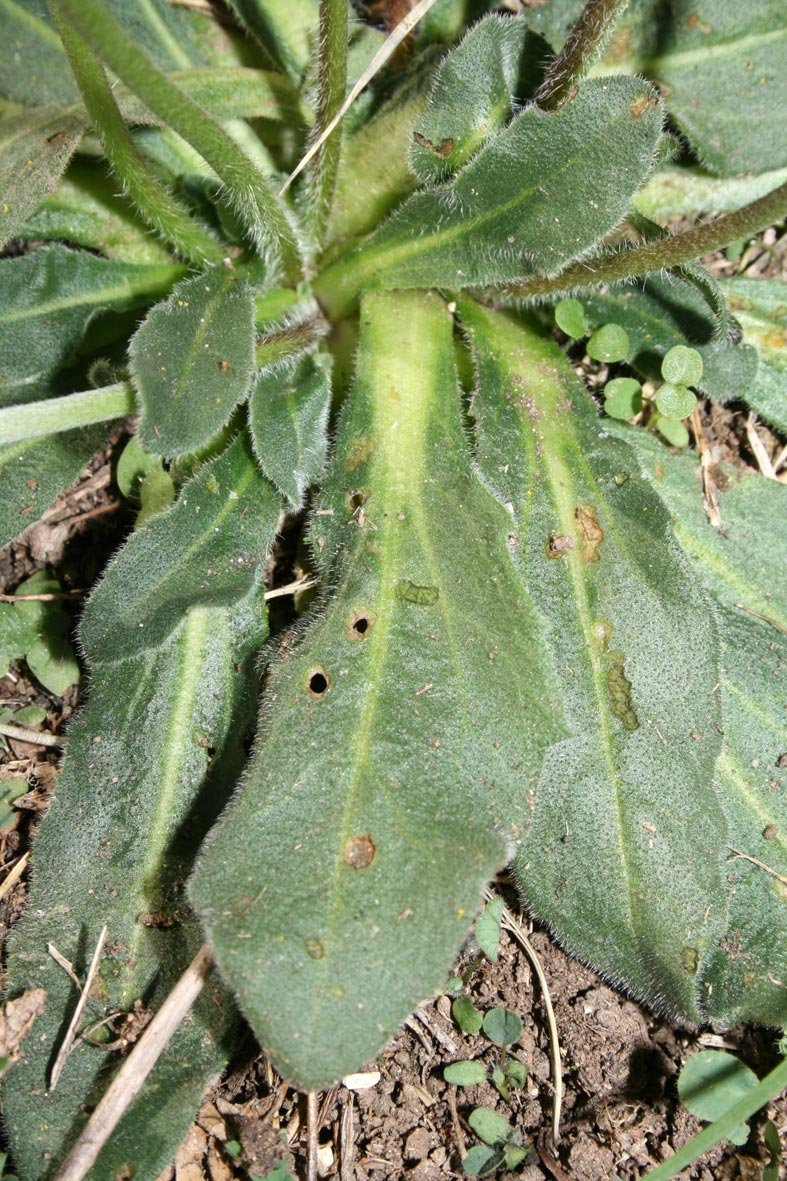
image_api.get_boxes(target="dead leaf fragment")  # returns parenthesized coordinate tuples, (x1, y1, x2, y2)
(0, 988, 46, 1068)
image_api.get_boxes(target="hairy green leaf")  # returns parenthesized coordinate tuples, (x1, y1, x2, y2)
(317, 77, 663, 315)
(249, 351, 331, 509)
(410, 15, 547, 183)
(475, 896, 504, 962)
(580, 275, 758, 403)
(0, 246, 183, 405)
(225, 0, 318, 81)
(0, 105, 85, 247)
(190, 291, 565, 1089)
(131, 268, 256, 456)
(609, 426, 787, 1027)
(723, 278, 787, 433)
(82, 434, 279, 658)
(444, 1060, 487, 1087)
(678, 1051, 758, 1145)
(459, 300, 727, 1021)
(468, 1107, 512, 1146)
(0, 424, 106, 549)
(0, 0, 77, 104)
(117, 65, 309, 125)
(3, 437, 280, 1180)
(20, 161, 174, 263)
(636, 164, 787, 222)
(615, 1, 787, 176)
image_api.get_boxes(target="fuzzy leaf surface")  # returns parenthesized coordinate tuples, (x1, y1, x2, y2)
(249, 352, 331, 509)
(190, 291, 566, 1089)
(723, 278, 787, 434)
(580, 276, 758, 404)
(0, 246, 183, 405)
(20, 160, 174, 264)
(0, 0, 77, 104)
(459, 301, 727, 1020)
(636, 164, 787, 222)
(410, 15, 547, 183)
(0, 424, 107, 548)
(225, 0, 318, 80)
(611, 1, 787, 176)
(317, 77, 663, 314)
(608, 425, 787, 1026)
(131, 268, 256, 456)
(82, 434, 280, 658)
(0, 105, 85, 247)
(3, 437, 280, 1179)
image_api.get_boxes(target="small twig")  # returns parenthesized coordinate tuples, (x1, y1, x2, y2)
(50, 925, 108, 1090)
(0, 722, 63, 749)
(736, 603, 787, 635)
(745, 412, 777, 480)
(489, 891, 564, 1144)
(690, 408, 721, 528)
(412, 1003, 458, 1054)
(306, 1090, 319, 1181)
(727, 847, 787, 889)
(279, 0, 442, 194)
(339, 1093, 355, 1181)
(53, 942, 215, 1181)
(264, 577, 318, 602)
(0, 851, 30, 904)
(0, 591, 86, 602)
(47, 943, 81, 990)
(446, 1086, 467, 1162)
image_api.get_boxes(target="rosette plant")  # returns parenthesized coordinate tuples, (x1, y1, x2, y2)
(0, 0, 786, 1176)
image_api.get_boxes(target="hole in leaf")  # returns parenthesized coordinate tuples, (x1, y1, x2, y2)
(307, 668, 330, 697)
(347, 489, 368, 512)
(343, 834, 376, 869)
(348, 610, 373, 640)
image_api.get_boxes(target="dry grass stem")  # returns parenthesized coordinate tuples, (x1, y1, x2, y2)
(0, 722, 63, 749)
(745, 412, 778, 479)
(279, 0, 443, 194)
(727, 847, 787, 888)
(47, 942, 81, 989)
(52, 942, 215, 1181)
(736, 603, 787, 635)
(690, 407, 721, 528)
(0, 851, 30, 904)
(50, 925, 108, 1090)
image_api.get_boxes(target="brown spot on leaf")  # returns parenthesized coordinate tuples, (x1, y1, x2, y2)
(546, 533, 574, 559)
(138, 911, 177, 929)
(307, 667, 330, 697)
(680, 946, 699, 973)
(630, 95, 659, 118)
(763, 824, 779, 841)
(606, 660, 639, 730)
(346, 435, 375, 473)
(348, 610, 373, 640)
(575, 504, 603, 562)
(343, 834, 376, 869)
(412, 131, 455, 158)
(0, 989, 46, 1068)
(304, 937, 325, 959)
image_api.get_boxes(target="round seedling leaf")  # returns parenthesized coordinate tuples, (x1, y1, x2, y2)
(116, 435, 162, 500)
(661, 345, 703, 387)
(444, 1060, 488, 1086)
(504, 1143, 528, 1169)
(678, 1050, 758, 1146)
(656, 382, 697, 420)
(461, 1146, 505, 1177)
(467, 1106, 513, 1146)
(587, 323, 630, 363)
(656, 416, 690, 448)
(452, 995, 484, 1035)
(554, 299, 587, 340)
(475, 896, 504, 962)
(604, 377, 642, 420)
(504, 1059, 527, 1088)
(482, 1007, 522, 1047)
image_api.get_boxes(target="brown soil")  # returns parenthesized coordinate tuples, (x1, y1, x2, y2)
(1, 232, 786, 1181)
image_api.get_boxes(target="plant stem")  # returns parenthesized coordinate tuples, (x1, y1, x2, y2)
(536, 0, 630, 110)
(0, 383, 136, 444)
(52, 0, 302, 281)
(495, 180, 787, 302)
(305, 0, 349, 253)
(643, 1055, 787, 1181)
(49, 4, 223, 266)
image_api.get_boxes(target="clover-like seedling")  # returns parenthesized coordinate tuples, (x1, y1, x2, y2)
(554, 298, 588, 340)
(661, 345, 704, 388)
(461, 1108, 529, 1176)
(677, 1050, 759, 1146)
(655, 382, 697, 421)
(587, 323, 630, 363)
(604, 376, 643, 420)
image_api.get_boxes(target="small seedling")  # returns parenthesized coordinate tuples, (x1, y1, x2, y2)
(554, 298, 588, 340)
(587, 323, 630, 363)
(462, 1107, 530, 1176)
(0, 573, 79, 696)
(604, 377, 643, 420)
(677, 1050, 759, 1145)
